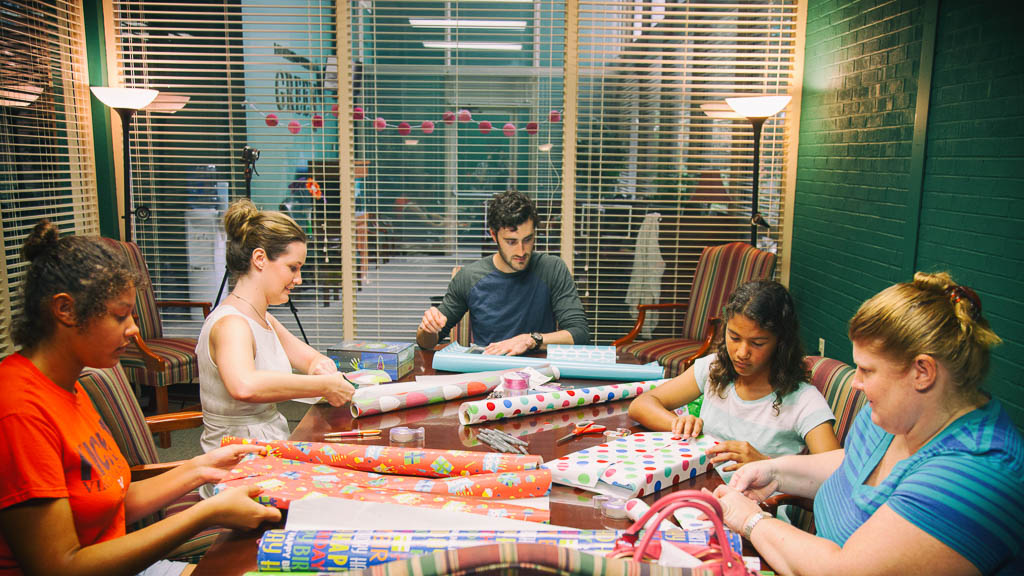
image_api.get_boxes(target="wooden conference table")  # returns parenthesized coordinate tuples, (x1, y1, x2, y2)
(193, 348, 729, 575)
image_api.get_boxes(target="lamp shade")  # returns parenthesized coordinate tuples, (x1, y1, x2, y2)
(145, 92, 190, 113)
(90, 87, 159, 110)
(700, 102, 745, 120)
(725, 95, 791, 119)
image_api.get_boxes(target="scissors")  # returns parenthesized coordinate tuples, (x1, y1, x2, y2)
(556, 421, 607, 444)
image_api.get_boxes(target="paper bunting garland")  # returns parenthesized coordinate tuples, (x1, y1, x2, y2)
(244, 99, 561, 139)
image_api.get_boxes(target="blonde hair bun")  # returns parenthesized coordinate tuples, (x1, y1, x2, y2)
(224, 198, 261, 243)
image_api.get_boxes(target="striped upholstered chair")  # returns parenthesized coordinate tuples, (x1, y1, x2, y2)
(614, 242, 776, 378)
(78, 363, 221, 562)
(100, 238, 211, 447)
(765, 355, 868, 533)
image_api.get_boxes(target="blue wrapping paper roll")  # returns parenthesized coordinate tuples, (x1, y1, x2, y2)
(255, 528, 741, 571)
(432, 343, 664, 381)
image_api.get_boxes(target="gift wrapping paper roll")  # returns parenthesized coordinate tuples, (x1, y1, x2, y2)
(350, 365, 557, 418)
(433, 343, 664, 380)
(624, 498, 681, 532)
(256, 529, 624, 572)
(459, 401, 631, 446)
(218, 454, 550, 500)
(458, 379, 665, 425)
(221, 437, 543, 477)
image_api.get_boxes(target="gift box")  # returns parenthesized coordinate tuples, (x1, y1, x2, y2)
(327, 340, 415, 380)
(545, 432, 720, 498)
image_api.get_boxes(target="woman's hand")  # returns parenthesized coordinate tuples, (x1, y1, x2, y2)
(728, 458, 781, 502)
(670, 414, 704, 439)
(705, 440, 768, 472)
(323, 372, 356, 406)
(710, 484, 763, 534)
(201, 485, 281, 529)
(191, 444, 265, 484)
(308, 355, 338, 376)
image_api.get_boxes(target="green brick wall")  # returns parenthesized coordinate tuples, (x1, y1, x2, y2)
(791, 0, 1024, 428)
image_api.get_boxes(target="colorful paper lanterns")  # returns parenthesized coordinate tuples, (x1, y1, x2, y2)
(503, 123, 516, 137)
(265, 113, 279, 127)
(421, 120, 435, 134)
(288, 119, 301, 134)
(398, 122, 411, 135)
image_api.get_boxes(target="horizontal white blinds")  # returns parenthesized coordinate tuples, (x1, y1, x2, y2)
(1, 0, 99, 355)
(108, 0, 796, 349)
(576, 0, 795, 343)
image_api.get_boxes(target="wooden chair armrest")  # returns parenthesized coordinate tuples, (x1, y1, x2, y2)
(761, 493, 815, 517)
(132, 333, 167, 373)
(146, 411, 204, 434)
(130, 460, 187, 482)
(157, 299, 212, 318)
(613, 302, 691, 347)
(676, 317, 722, 371)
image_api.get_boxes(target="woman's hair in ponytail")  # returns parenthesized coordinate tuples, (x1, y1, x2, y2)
(848, 271, 1002, 394)
(14, 220, 141, 349)
(224, 199, 306, 279)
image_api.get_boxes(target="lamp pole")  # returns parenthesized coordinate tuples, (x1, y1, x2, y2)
(748, 116, 766, 246)
(115, 107, 138, 243)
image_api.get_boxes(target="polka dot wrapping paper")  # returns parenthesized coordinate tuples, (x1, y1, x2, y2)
(544, 432, 720, 499)
(458, 379, 667, 425)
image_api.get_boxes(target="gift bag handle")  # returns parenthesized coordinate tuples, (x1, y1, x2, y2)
(618, 490, 748, 575)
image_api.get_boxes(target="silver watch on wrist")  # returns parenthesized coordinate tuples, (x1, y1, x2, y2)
(742, 510, 772, 540)
(529, 331, 543, 349)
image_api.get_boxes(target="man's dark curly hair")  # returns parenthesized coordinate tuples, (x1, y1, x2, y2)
(707, 279, 807, 414)
(487, 189, 540, 233)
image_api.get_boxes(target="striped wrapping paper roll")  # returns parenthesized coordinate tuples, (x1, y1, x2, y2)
(350, 365, 557, 418)
(457, 379, 666, 425)
(221, 437, 543, 477)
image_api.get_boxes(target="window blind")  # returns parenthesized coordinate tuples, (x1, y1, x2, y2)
(1, 0, 99, 355)
(104, 0, 797, 349)
(575, 0, 796, 343)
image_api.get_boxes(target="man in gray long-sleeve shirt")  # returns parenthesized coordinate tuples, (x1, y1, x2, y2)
(416, 190, 591, 355)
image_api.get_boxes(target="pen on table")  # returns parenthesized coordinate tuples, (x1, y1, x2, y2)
(324, 429, 382, 438)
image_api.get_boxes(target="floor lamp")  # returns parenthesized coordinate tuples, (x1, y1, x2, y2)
(91, 87, 159, 243)
(725, 95, 792, 247)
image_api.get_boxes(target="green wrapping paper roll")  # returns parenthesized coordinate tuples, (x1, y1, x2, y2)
(458, 379, 665, 425)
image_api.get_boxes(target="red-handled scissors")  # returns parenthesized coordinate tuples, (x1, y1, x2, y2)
(556, 420, 607, 444)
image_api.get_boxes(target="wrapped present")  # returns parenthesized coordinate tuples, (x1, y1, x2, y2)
(433, 343, 664, 381)
(545, 432, 720, 498)
(327, 340, 415, 380)
(458, 380, 665, 425)
(218, 454, 550, 500)
(221, 437, 543, 477)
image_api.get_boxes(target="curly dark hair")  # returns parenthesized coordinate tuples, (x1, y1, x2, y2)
(707, 279, 807, 414)
(14, 220, 143, 350)
(487, 189, 540, 233)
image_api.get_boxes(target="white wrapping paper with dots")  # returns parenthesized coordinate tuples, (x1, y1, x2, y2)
(544, 432, 720, 499)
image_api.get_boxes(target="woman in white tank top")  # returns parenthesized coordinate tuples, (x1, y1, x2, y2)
(197, 200, 355, 496)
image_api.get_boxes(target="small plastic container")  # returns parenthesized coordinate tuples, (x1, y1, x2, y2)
(600, 497, 628, 519)
(501, 372, 529, 397)
(389, 426, 425, 447)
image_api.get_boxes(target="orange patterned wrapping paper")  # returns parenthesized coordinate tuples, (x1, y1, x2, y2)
(221, 437, 544, 477)
(215, 455, 549, 522)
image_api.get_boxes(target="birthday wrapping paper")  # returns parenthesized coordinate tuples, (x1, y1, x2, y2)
(221, 437, 543, 477)
(433, 342, 664, 381)
(458, 401, 631, 446)
(544, 432, 720, 498)
(255, 528, 742, 572)
(218, 454, 550, 500)
(350, 366, 556, 419)
(457, 379, 666, 425)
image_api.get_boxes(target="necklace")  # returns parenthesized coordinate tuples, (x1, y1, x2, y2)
(230, 292, 269, 328)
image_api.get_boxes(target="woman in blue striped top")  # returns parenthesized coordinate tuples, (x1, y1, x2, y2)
(713, 272, 1023, 575)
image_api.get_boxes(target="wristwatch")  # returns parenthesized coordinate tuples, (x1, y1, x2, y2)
(742, 510, 773, 540)
(529, 332, 544, 349)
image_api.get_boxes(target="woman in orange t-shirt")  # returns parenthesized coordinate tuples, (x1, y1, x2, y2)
(0, 221, 281, 576)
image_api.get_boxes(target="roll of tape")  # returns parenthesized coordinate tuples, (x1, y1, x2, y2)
(601, 497, 628, 519)
(389, 426, 425, 444)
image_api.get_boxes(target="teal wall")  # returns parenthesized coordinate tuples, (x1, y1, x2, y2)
(791, 0, 1024, 428)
